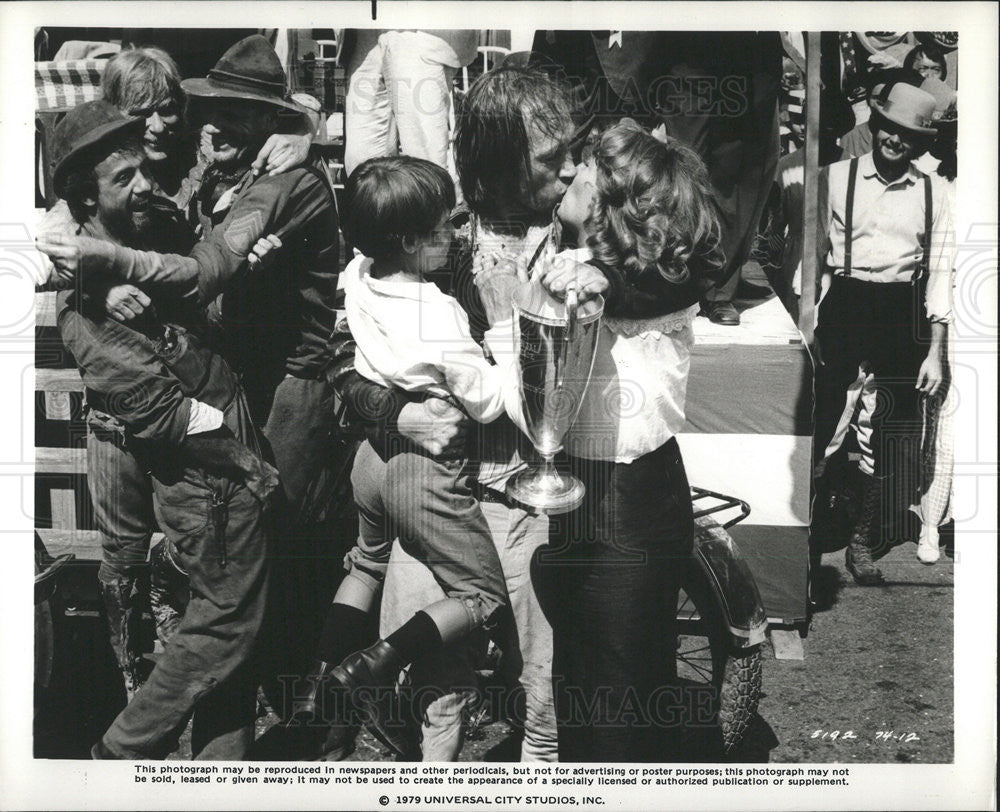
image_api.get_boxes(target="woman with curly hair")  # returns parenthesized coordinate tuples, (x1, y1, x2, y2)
(538, 119, 724, 761)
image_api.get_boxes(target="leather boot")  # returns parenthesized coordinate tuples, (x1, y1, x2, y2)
(99, 576, 146, 700)
(249, 662, 359, 761)
(845, 473, 885, 586)
(332, 640, 409, 756)
(149, 538, 187, 646)
(91, 739, 120, 759)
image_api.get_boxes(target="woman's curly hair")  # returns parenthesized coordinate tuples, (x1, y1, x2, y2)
(586, 119, 724, 285)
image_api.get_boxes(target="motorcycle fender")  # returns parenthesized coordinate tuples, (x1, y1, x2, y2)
(692, 516, 769, 647)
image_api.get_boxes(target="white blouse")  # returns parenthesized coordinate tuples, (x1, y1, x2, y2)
(562, 249, 699, 463)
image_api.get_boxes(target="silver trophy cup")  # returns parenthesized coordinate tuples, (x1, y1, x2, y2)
(505, 281, 604, 514)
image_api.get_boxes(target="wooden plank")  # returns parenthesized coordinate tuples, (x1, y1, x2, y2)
(36, 529, 102, 562)
(770, 627, 806, 660)
(36, 291, 57, 327)
(44, 390, 71, 420)
(49, 489, 77, 530)
(35, 447, 87, 474)
(36, 368, 84, 393)
(36, 529, 164, 562)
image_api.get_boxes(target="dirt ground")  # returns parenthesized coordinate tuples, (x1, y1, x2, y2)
(35, 535, 953, 764)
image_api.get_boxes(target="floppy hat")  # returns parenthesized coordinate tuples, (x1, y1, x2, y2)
(52, 99, 146, 196)
(181, 35, 305, 117)
(870, 82, 938, 135)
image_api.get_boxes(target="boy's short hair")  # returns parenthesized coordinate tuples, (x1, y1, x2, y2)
(343, 156, 456, 259)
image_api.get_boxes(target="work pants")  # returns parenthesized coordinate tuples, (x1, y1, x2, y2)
(98, 397, 269, 759)
(814, 276, 927, 483)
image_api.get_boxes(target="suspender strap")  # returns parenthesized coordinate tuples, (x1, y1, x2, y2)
(918, 172, 933, 284)
(843, 157, 859, 277)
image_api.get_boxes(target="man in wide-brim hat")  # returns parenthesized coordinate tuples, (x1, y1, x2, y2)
(37, 35, 345, 737)
(813, 81, 955, 586)
(38, 97, 280, 760)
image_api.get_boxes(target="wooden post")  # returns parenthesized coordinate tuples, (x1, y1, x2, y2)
(799, 32, 822, 345)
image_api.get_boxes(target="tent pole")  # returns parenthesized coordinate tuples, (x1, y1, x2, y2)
(800, 31, 822, 345)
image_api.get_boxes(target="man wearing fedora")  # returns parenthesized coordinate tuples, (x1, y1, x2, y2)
(39, 99, 279, 759)
(38, 34, 344, 719)
(813, 81, 954, 586)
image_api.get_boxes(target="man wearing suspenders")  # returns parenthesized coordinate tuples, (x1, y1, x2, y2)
(814, 82, 954, 585)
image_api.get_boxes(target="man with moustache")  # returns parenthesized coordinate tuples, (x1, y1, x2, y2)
(38, 100, 279, 758)
(37, 37, 343, 716)
(37, 98, 205, 702)
(813, 82, 954, 585)
(319, 65, 605, 762)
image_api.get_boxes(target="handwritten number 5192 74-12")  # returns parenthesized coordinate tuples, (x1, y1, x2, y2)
(812, 730, 921, 743)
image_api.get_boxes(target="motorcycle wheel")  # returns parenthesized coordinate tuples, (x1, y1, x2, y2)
(674, 556, 763, 756)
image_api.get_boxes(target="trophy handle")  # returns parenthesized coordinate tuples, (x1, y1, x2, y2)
(556, 285, 579, 390)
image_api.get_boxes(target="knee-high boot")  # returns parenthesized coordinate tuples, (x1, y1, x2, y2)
(99, 576, 146, 700)
(148, 538, 188, 646)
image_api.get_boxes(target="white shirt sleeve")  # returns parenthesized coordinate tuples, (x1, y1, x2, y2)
(482, 317, 530, 435)
(186, 398, 225, 435)
(432, 306, 514, 423)
(924, 177, 955, 324)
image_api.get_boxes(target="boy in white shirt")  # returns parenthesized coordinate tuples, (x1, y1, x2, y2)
(288, 156, 524, 756)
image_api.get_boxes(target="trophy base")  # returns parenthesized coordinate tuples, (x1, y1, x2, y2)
(505, 467, 585, 515)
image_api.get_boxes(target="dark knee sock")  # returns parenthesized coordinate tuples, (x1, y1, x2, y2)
(317, 603, 370, 665)
(384, 611, 442, 666)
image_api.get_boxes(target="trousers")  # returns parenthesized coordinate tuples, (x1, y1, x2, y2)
(86, 411, 155, 583)
(344, 30, 459, 179)
(99, 397, 269, 760)
(538, 438, 694, 762)
(349, 439, 508, 631)
(87, 412, 183, 695)
(658, 45, 781, 304)
(257, 374, 342, 718)
(380, 498, 557, 761)
(814, 276, 927, 481)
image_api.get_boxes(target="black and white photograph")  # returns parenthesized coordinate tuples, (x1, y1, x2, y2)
(0, 3, 996, 810)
